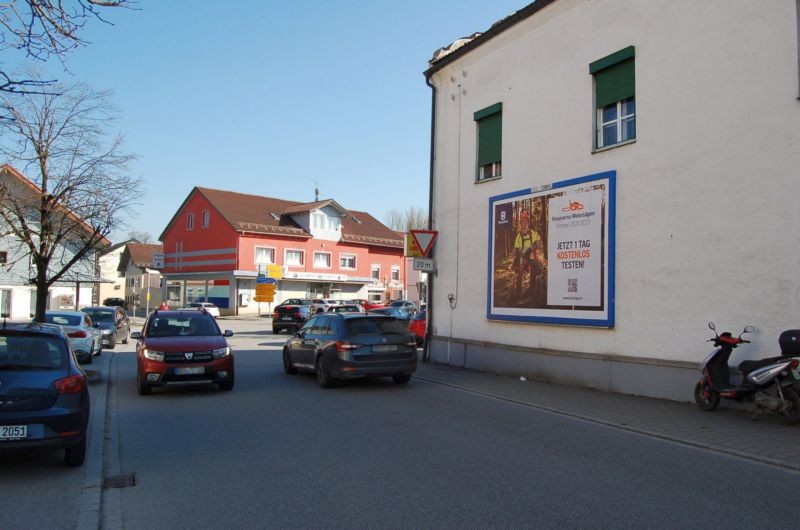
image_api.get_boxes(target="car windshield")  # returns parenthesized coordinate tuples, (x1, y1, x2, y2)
(83, 309, 115, 322)
(45, 314, 82, 326)
(0, 335, 68, 369)
(147, 316, 219, 337)
(345, 317, 409, 336)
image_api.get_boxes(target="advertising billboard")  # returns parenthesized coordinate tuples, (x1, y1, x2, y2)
(487, 171, 615, 327)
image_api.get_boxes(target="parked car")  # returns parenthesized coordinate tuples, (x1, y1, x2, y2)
(131, 309, 235, 395)
(349, 299, 385, 311)
(81, 306, 130, 348)
(282, 313, 418, 388)
(309, 298, 339, 313)
(328, 304, 365, 314)
(0, 322, 90, 466)
(181, 302, 220, 318)
(43, 311, 102, 364)
(367, 307, 413, 321)
(272, 304, 312, 334)
(103, 297, 126, 309)
(277, 298, 313, 308)
(408, 309, 427, 346)
(389, 300, 418, 315)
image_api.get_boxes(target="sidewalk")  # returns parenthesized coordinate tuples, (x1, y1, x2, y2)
(415, 360, 800, 472)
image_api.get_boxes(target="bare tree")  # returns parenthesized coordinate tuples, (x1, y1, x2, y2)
(0, 76, 140, 321)
(0, 1, 131, 93)
(385, 206, 428, 232)
(127, 230, 152, 243)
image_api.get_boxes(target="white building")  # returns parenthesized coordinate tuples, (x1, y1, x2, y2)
(96, 241, 130, 305)
(423, 0, 800, 400)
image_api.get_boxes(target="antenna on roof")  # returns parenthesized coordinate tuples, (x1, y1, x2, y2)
(314, 180, 320, 202)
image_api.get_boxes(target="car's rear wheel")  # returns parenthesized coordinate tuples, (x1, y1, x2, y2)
(283, 348, 297, 374)
(109, 337, 116, 349)
(64, 437, 86, 467)
(392, 374, 412, 384)
(136, 370, 151, 395)
(272, 327, 280, 334)
(122, 328, 129, 344)
(316, 356, 335, 388)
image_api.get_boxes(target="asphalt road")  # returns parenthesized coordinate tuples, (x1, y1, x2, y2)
(4, 317, 800, 529)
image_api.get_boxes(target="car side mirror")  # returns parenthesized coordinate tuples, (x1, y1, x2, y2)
(224, 330, 234, 337)
(296, 330, 305, 338)
(130, 331, 142, 340)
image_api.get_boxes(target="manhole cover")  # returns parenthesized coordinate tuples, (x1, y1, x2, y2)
(104, 473, 136, 489)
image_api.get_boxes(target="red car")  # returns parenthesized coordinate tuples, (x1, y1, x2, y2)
(349, 299, 385, 311)
(408, 309, 427, 346)
(131, 309, 235, 395)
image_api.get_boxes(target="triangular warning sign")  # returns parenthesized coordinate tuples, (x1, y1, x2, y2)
(410, 230, 438, 257)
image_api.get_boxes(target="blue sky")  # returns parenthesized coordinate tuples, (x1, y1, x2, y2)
(30, 0, 526, 242)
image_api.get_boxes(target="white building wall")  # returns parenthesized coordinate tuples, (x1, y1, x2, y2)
(429, 0, 800, 384)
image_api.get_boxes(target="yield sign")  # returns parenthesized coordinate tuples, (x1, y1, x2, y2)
(410, 229, 438, 257)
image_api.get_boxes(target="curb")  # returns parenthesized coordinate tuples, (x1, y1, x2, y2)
(75, 353, 113, 530)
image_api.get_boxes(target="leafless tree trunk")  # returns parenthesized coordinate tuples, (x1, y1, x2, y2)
(0, 74, 141, 321)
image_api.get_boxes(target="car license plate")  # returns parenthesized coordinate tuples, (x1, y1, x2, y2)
(174, 366, 205, 375)
(281, 317, 293, 321)
(373, 344, 398, 353)
(0, 425, 27, 440)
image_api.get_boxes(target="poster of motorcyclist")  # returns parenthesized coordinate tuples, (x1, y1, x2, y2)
(489, 171, 614, 327)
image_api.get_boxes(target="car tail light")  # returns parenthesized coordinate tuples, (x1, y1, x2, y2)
(791, 359, 799, 370)
(272, 312, 278, 319)
(68, 330, 88, 338)
(336, 341, 359, 361)
(54, 374, 85, 394)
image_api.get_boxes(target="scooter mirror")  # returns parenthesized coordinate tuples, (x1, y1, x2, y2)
(743, 325, 755, 334)
(708, 322, 716, 331)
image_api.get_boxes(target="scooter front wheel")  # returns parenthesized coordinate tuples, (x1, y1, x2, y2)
(776, 387, 800, 425)
(694, 380, 720, 411)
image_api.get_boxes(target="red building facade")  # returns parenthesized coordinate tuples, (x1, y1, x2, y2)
(159, 187, 406, 315)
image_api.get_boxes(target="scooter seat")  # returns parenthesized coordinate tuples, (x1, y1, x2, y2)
(738, 356, 786, 376)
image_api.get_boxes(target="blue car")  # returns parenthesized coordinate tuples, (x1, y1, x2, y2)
(0, 322, 90, 466)
(367, 307, 412, 320)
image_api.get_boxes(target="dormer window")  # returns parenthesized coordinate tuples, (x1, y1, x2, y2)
(312, 213, 326, 230)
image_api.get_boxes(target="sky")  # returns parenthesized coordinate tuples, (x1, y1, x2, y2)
(23, 0, 527, 243)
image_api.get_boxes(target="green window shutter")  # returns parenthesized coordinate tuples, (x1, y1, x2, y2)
(475, 103, 502, 166)
(590, 46, 635, 108)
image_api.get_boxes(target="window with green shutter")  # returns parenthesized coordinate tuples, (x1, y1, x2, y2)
(474, 103, 502, 180)
(590, 46, 636, 149)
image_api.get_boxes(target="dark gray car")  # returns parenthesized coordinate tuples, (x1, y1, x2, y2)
(81, 306, 130, 348)
(282, 313, 417, 388)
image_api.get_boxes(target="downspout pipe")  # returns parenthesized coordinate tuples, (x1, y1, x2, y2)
(423, 72, 437, 363)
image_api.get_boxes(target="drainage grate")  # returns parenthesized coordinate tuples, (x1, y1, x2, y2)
(103, 472, 136, 489)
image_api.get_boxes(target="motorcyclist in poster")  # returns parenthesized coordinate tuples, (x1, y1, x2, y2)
(494, 197, 548, 307)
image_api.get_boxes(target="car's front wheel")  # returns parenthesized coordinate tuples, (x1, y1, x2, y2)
(219, 378, 234, 391)
(283, 348, 297, 374)
(136, 370, 151, 395)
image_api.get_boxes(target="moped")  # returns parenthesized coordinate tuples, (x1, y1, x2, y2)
(694, 323, 800, 424)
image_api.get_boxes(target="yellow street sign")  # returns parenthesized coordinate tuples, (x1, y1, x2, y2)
(253, 295, 273, 303)
(267, 264, 284, 279)
(256, 284, 276, 296)
(406, 233, 423, 258)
